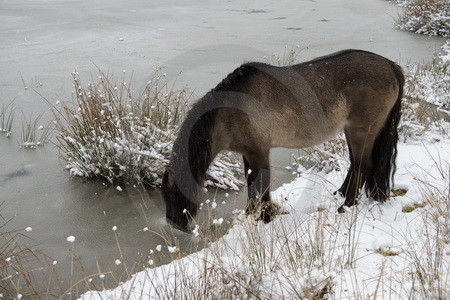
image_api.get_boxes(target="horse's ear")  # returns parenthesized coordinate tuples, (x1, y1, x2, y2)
(163, 165, 175, 188)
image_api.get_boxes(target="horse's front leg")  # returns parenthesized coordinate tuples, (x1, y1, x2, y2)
(243, 152, 273, 223)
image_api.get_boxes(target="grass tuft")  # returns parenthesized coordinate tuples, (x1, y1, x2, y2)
(0, 101, 14, 138)
(49, 69, 243, 189)
(264, 45, 302, 66)
(397, 0, 450, 37)
(20, 113, 53, 149)
(399, 47, 450, 141)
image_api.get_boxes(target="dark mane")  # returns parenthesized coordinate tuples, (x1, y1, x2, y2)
(213, 63, 263, 92)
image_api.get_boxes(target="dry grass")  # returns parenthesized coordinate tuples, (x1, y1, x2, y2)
(264, 45, 302, 66)
(402, 160, 449, 299)
(0, 101, 14, 138)
(0, 201, 61, 298)
(20, 113, 54, 149)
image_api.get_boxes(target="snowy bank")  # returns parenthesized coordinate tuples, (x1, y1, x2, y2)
(80, 139, 450, 299)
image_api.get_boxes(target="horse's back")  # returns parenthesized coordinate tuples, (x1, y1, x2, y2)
(212, 50, 402, 151)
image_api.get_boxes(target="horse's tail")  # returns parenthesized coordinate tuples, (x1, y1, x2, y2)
(366, 62, 404, 201)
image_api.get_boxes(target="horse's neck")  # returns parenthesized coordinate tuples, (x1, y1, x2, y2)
(172, 102, 219, 185)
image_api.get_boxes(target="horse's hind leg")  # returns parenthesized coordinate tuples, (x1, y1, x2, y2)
(335, 130, 355, 197)
(337, 127, 377, 213)
(243, 151, 273, 223)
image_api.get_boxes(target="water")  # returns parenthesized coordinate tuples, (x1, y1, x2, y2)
(0, 0, 445, 296)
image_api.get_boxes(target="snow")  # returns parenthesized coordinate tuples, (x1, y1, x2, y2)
(212, 218, 224, 226)
(79, 139, 450, 299)
(442, 40, 450, 63)
(168, 246, 179, 254)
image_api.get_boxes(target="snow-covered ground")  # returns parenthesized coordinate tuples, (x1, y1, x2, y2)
(80, 138, 449, 299)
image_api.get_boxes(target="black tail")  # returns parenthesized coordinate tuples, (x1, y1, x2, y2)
(366, 62, 404, 201)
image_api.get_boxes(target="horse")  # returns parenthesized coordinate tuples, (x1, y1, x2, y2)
(161, 49, 404, 231)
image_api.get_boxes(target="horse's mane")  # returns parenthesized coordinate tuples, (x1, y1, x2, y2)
(213, 62, 264, 93)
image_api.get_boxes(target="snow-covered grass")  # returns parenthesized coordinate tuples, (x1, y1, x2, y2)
(397, 0, 450, 37)
(400, 42, 450, 141)
(294, 133, 348, 174)
(405, 41, 450, 112)
(50, 69, 243, 189)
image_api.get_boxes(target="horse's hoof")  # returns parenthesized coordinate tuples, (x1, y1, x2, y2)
(334, 189, 345, 197)
(337, 205, 347, 213)
(260, 204, 275, 223)
(261, 212, 273, 223)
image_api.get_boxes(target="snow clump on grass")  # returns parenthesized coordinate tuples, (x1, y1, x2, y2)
(51, 69, 243, 190)
(400, 41, 450, 141)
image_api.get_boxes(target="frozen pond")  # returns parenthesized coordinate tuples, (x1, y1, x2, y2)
(0, 0, 445, 296)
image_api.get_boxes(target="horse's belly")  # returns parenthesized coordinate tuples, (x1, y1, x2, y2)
(269, 115, 346, 149)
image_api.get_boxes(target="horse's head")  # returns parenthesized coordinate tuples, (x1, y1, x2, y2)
(161, 166, 198, 232)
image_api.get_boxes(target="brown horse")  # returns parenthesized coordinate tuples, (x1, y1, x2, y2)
(161, 49, 404, 231)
